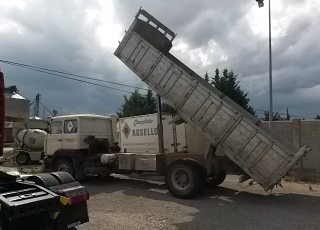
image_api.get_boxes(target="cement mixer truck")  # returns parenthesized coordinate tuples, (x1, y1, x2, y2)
(13, 128, 47, 165)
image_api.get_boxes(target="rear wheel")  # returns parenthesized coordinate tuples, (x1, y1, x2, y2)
(16, 152, 30, 165)
(54, 158, 74, 176)
(165, 159, 205, 199)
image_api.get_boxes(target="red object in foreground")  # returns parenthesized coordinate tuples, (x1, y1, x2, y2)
(0, 70, 4, 156)
(69, 193, 90, 205)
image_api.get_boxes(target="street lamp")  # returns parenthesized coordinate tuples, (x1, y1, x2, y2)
(256, 0, 264, 7)
(256, 0, 273, 129)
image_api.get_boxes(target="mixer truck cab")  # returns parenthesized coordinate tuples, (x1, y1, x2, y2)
(44, 114, 119, 180)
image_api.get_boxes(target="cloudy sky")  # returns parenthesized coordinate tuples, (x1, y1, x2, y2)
(1, 0, 319, 119)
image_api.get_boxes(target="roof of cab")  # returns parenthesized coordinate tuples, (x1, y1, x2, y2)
(50, 114, 112, 121)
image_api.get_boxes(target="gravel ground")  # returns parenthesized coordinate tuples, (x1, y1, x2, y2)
(78, 173, 320, 230)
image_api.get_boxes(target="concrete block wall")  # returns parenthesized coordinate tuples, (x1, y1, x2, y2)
(186, 119, 320, 171)
(299, 120, 320, 169)
(262, 120, 320, 170)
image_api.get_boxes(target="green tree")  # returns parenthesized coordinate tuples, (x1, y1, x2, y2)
(204, 71, 209, 82)
(210, 68, 255, 116)
(117, 89, 157, 118)
(5, 85, 18, 93)
(315, 115, 320, 119)
(161, 102, 176, 113)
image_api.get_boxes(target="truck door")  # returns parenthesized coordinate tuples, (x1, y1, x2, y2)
(62, 119, 78, 149)
(47, 120, 63, 156)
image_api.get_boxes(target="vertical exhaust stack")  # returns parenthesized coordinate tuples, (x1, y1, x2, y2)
(0, 70, 5, 156)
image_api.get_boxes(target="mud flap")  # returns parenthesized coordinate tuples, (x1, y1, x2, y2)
(54, 201, 89, 230)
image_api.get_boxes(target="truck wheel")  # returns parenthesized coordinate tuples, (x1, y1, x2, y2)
(165, 159, 205, 199)
(16, 152, 30, 165)
(50, 171, 75, 184)
(205, 170, 226, 188)
(184, 159, 206, 190)
(54, 158, 75, 176)
(26, 173, 59, 188)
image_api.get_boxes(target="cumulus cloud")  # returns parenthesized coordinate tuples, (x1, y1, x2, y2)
(1, 0, 319, 119)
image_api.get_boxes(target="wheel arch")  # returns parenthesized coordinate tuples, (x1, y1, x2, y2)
(50, 149, 82, 170)
(17, 150, 31, 156)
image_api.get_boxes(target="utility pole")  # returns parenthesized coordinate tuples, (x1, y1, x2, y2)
(256, 0, 273, 129)
(35, 93, 41, 117)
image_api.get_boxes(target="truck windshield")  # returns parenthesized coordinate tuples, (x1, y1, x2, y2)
(50, 120, 62, 134)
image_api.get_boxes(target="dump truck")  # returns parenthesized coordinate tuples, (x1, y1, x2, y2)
(113, 8, 310, 198)
(3, 8, 310, 200)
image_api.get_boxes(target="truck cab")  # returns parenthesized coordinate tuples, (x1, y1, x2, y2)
(45, 114, 118, 180)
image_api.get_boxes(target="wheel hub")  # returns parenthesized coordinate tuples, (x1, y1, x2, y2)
(179, 174, 187, 183)
(58, 163, 70, 173)
(18, 155, 26, 163)
(171, 168, 191, 190)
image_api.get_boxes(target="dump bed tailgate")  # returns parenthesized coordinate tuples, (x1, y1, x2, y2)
(114, 9, 309, 191)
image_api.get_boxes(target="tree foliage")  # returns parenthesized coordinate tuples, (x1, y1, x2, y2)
(204, 71, 209, 82)
(161, 102, 175, 113)
(117, 89, 157, 118)
(5, 85, 18, 93)
(208, 69, 255, 116)
(315, 115, 320, 119)
(118, 68, 256, 118)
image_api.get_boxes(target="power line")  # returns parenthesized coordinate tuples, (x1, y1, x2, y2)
(0, 58, 148, 92)
(0, 59, 134, 94)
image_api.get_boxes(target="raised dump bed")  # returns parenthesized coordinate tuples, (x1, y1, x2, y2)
(114, 8, 309, 192)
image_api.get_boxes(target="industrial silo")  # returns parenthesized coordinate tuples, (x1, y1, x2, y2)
(5, 86, 30, 143)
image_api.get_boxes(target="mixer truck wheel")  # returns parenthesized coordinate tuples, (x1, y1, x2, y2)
(165, 159, 204, 199)
(16, 152, 30, 165)
(205, 170, 226, 188)
(54, 157, 75, 176)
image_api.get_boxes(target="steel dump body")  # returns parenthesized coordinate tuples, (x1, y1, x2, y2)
(114, 9, 308, 191)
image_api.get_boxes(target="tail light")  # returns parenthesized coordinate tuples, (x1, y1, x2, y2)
(68, 192, 89, 205)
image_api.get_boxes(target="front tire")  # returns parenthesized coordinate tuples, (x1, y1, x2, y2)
(54, 158, 74, 176)
(165, 159, 205, 199)
(16, 152, 30, 165)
